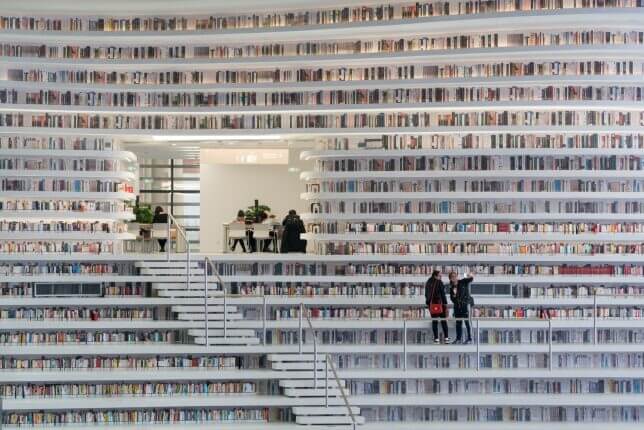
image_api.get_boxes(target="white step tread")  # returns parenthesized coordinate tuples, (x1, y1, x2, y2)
(272, 362, 329, 371)
(157, 290, 223, 297)
(177, 313, 243, 320)
(284, 387, 343, 397)
(292, 406, 360, 415)
(136, 261, 202, 268)
(171, 305, 237, 312)
(193, 337, 260, 345)
(141, 268, 206, 275)
(188, 329, 257, 337)
(268, 354, 326, 362)
(280, 379, 346, 388)
(296, 415, 365, 425)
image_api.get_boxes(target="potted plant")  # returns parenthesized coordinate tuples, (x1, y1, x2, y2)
(245, 203, 271, 223)
(133, 205, 154, 224)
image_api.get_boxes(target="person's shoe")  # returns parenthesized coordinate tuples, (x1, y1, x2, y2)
(451, 338, 462, 344)
(463, 338, 472, 344)
(444, 337, 451, 344)
(433, 338, 440, 344)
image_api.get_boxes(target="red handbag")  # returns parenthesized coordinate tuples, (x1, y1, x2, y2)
(429, 303, 444, 315)
(428, 282, 444, 315)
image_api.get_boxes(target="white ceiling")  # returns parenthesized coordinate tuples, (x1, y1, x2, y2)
(2, 0, 409, 16)
(123, 138, 315, 159)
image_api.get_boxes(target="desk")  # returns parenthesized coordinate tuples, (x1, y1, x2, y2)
(223, 223, 281, 253)
(125, 223, 178, 253)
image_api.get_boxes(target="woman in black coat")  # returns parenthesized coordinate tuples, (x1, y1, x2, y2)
(425, 269, 450, 343)
(449, 272, 474, 344)
(280, 209, 307, 253)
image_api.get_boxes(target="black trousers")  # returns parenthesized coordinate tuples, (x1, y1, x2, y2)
(430, 309, 449, 340)
(454, 307, 471, 341)
(231, 239, 246, 252)
(157, 239, 167, 252)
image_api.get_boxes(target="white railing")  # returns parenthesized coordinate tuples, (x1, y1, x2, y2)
(167, 213, 191, 288)
(305, 311, 358, 430)
(197, 286, 627, 370)
(202, 256, 228, 346)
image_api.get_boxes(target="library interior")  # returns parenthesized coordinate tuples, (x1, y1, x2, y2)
(0, 0, 643, 428)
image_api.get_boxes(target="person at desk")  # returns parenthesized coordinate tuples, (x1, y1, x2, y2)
(230, 210, 247, 253)
(280, 209, 306, 253)
(153, 206, 168, 252)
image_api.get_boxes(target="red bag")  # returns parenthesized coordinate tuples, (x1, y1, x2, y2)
(428, 281, 444, 315)
(429, 303, 444, 315)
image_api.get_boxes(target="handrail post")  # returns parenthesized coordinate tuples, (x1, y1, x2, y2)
(262, 294, 267, 345)
(313, 330, 318, 389)
(475, 319, 480, 371)
(548, 319, 553, 371)
(166, 215, 171, 261)
(186, 238, 191, 290)
(223, 277, 227, 339)
(593, 292, 597, 345)
(402, 319, 407, 372)
(204, 258, 209, 347)
(325, 354, 329, 408)
(298, 302, 303, 355)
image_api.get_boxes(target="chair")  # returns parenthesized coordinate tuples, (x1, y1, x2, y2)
(151, 223, 168, 239)
(151, 222, 169, 252)
(252, 223, 274, 253)
(228, 223, 248, 253)
(125, 222, 140, 253)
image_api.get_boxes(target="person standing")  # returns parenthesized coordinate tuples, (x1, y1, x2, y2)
(449, 272, 474, 344)
(152, 206, 168, 252)
(425, 269, 450, 344)
(280, 209, 307, 253)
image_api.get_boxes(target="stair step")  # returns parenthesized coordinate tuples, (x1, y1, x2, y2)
(280, 379, 345, 388)
(283, 387, 342, 397)
(295, 415, 365, 425)
(292, 406, 360, 415)
(193, 336, 260, 345)
(272, 362, 328, 371)
(188, 329, 257, 337)
(141, 268, 206, 275)
(176, 313, 243, 321)
(157, 290, 223, 298)
(172, 305, 238, 313)
(268, 354, 326, 362)
(136, 261, 201, 268)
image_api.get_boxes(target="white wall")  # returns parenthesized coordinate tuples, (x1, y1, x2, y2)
(199, 149, 311, 253)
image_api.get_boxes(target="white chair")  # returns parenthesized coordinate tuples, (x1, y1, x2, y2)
(125, 222, 140, 252)
(151, 223, 168, 239)
(151, 222, 169, 252)
(228, 223, 248, 253)
(252, 223, 273, 252)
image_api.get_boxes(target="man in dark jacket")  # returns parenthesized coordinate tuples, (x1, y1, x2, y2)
(425, 269, 449, 344)
(280, 209, 307, 253)
(449, 272, 474, 344)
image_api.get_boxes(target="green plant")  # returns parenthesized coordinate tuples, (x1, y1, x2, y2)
(133, 205, 153, 224)
(245, 204, 271, 222)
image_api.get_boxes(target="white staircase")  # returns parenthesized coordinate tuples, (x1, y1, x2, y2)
(136, 260, 260, 345)
(268, 354, 364, 427)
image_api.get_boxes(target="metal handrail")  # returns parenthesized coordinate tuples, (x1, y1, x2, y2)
(304, 310, 358, 430)
(203, 256, 228, 344)
(327, 355, 358, 430)
(166, 213, 191, 289)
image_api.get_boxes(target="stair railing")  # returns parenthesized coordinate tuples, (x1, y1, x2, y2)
(166, 213, 191, 289)
(305, 308, 358, 430)
(203, 257, 228, 346)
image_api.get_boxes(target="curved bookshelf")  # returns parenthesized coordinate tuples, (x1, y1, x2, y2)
(1, 3, 643, 429)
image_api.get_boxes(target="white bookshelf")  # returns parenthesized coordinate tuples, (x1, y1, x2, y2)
(1, 2, 643, 428)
